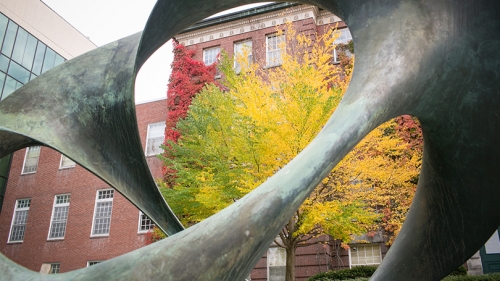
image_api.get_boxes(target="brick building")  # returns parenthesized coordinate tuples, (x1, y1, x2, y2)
(175, 3, 387, 281)
(0, 97, 167, 273)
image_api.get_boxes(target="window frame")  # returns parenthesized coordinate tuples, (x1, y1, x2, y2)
(59, 154, 76, 169)
(87, 260, 103, 267)
(138, 211, 155, 233)
(233, 40, 253, 73)
(145, 121, 166, 156)
(266, 33, 285, 67)
(47, 194, 71, 240)
(348, 243, 382, 268)
(7, 198, 31, 243)
(50, 263, 60, 274)
(202, 46, 220, 66)
(333, 28, 353, 64)
(267, 246, 286, 281)
(21, 146, 41, 174)
(90, 189, 114, 237)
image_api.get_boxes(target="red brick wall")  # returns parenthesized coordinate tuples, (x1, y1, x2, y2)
(184, 18, 322, 67)
(0, 99, 167, 273)
(135, 98, 167, 180)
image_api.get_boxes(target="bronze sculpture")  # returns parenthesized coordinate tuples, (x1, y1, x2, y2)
(0, 0, 499, 280)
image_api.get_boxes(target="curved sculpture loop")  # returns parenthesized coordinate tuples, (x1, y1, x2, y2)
(0, 0, 499, 280)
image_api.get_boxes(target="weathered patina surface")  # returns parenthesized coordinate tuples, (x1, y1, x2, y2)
(0, 0, 499, 280)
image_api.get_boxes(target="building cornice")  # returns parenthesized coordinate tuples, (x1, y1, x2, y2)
(175, 4, 342, 47)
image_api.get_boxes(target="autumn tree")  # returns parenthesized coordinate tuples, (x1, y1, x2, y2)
(163, 40, 218, 186)
(160, 24, 380, 281)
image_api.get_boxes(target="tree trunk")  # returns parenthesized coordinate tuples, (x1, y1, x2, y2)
(285, 245, 296, 281)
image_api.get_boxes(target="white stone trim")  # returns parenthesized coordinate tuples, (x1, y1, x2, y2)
(176, 5, 340, 47)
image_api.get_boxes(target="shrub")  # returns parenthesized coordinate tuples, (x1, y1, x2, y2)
(307, 266, 377, 281)
(442, 273, 500, 281)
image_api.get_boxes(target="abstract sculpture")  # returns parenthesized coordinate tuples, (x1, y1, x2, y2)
(0, 0, 499, 280)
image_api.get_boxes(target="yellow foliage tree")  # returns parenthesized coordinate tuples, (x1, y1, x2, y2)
(160, 22, 421, 280)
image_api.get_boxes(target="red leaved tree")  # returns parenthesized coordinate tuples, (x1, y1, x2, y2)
(163, 40, 218, 185)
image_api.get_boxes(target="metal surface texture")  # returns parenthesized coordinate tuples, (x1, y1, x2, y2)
(0, 0, 498, 280)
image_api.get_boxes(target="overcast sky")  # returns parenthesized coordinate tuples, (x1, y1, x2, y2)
(41, 0, 271, 104)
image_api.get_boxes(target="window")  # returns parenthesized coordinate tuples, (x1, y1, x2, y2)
(333, 28, 353, 63)
(87, 261, 102, 267)
(485, 230, 500, 254)
(146, 122, 166, 156)
(40, 263, 60, 274)
(91, 189, 114, 236)
(138, 211, 155, 233)
(22, 146, 41, 174)
(349, 244, 382, 267)
(266, 34, 285, 67)
(59, 154, 76, 169)
(234, 40, 252, 73)
(8, 198, 31, 242)
(203, 46, 220, 65)
(268, 247, 286, 281)
(48, 194, 70, 239)
(50, 263, 60, 274)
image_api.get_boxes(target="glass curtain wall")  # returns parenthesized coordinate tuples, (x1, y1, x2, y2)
(0, 12, 67, 212)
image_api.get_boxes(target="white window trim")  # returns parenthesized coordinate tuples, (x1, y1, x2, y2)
(138, 211, 155, 234)
(87, 260, 104, 267)
(90, 189, 114, 237)
(234, 40, 253, 72)
(202, 46, 220, 66)
(7, 198, 31, 243)
(47, 194, 70, 240)
(21, 146, 41, 175)
(59, 154, 76, 169)
(145, 122, 166, 156)
(266, 34, 285, 68)
(267, 246, 286, 281)
(348, 243, 382, 268)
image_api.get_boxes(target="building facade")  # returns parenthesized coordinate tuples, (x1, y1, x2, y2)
(0, 0, 96, 214)
(175, 3, 389, 281)
(0, 0, 165, 274)
(0, 97, 167, 273)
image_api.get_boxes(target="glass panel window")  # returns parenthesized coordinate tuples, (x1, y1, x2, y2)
(203, 46, 220, 65)
(1, 21, 18, 57)
(32, 42, 46, 75)
(349, 244, 382, 267)
(11, 28, 28, 64)
(41, 48, 56, 74)
(22, 146, 41, 174)
(234, 40, 252, 73)
(333, 28, 353, 63)
(87, 261, 102, 267)
(59, 155, 76, 169)
(8, 198, 31, 242)
(0, 72, 5, 96)
(146, 122, 165, 156)
(48, 194, 70, 239)
(21, 35, 38, 70)
(2, 75, 21, 99)
(138, 211, 155, 233)
(50, 263, 60, 274)
(8, 60, 30, 84)
(266, 34, 285, 67)
(54, 54, 65, 67)
(485, 230, 500, 254)
(0, 54, 9, 72)
(91, 189, 114, 236)
(268, 247, 286, 281)
(0, 14, 8, 47)
(335, 28, 352, 44)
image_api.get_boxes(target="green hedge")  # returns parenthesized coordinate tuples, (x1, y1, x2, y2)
(307, 266, 377, 281)
(307, 265, 500, 281)
(442, 273, 500, 281)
